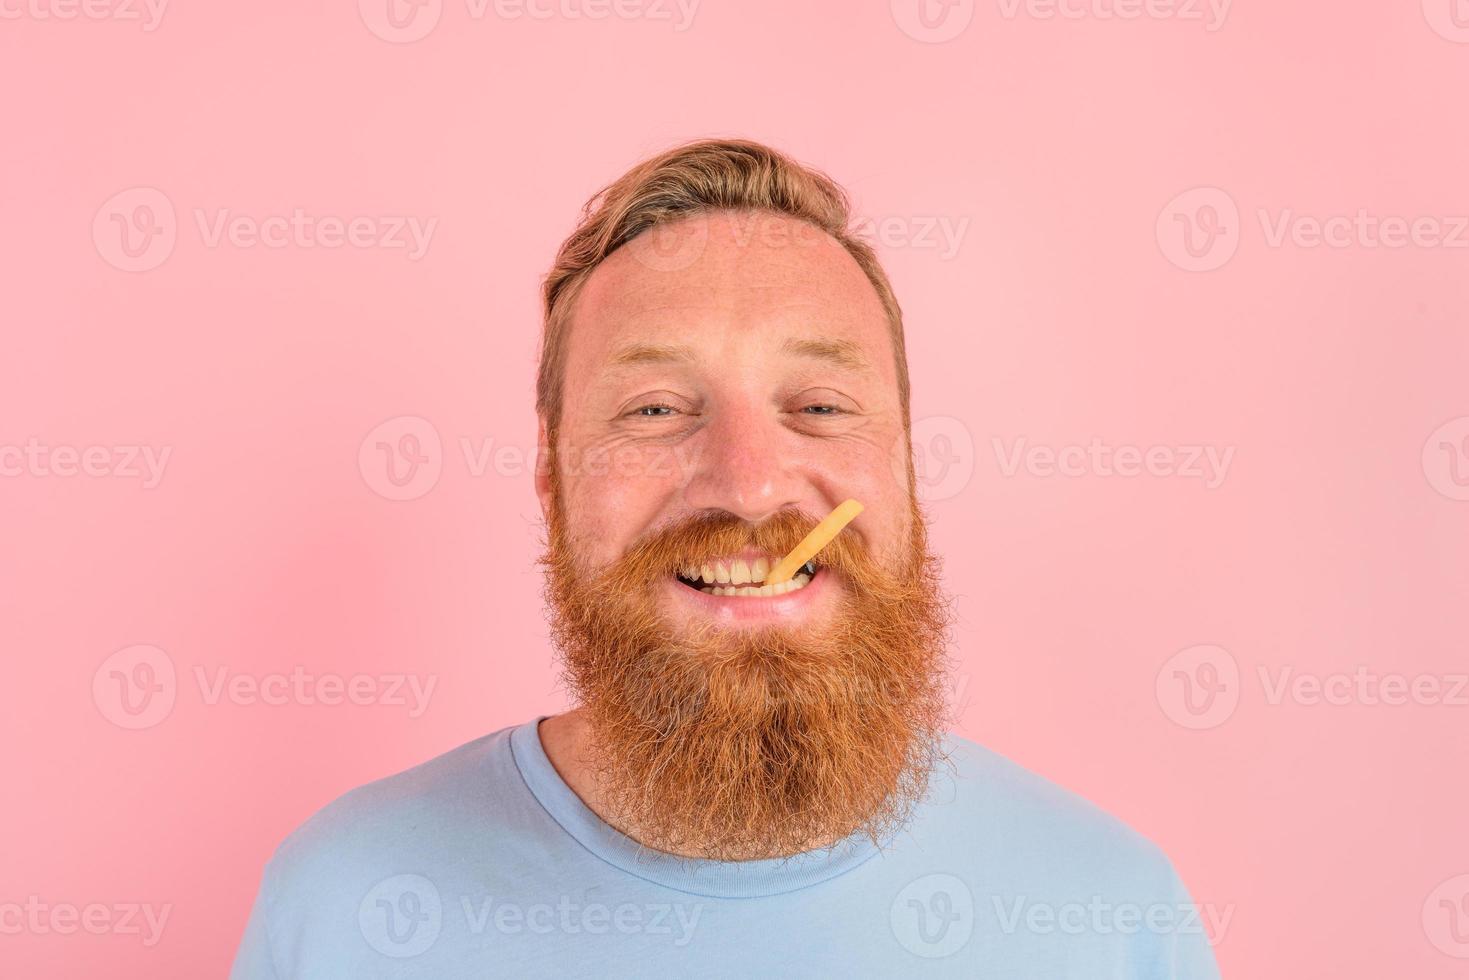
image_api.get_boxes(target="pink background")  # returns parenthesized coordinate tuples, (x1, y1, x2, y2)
(3, 1, 1468, 976)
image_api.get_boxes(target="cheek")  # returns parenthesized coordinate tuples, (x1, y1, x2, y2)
(851, 480, 914, 569)
(804, 433, 914, 567)
(559, 444, 690, 564)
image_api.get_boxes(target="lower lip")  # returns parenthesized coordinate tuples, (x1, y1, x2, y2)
(663, 568, 833, 624)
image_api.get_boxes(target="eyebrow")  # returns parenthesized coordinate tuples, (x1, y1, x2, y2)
(605, 337, 871, 371)
(780, 337, 870, 371)
(607, 342, 697, 366)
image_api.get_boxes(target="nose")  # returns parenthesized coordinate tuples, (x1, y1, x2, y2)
(680, 401, 805, 524)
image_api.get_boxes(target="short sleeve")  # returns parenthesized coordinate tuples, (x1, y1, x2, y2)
(229, 858, 282, 980)
(1160, 860, 1222, 980)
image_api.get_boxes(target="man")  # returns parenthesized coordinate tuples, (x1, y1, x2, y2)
(231, 139, 1220, 977)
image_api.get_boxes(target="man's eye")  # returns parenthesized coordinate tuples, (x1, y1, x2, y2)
(801, 404, 843, 416)
(633, 404, 677, 417)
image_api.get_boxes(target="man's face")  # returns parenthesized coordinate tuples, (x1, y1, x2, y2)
(535, 209, 949, 860)
(540, 210, 912, 625)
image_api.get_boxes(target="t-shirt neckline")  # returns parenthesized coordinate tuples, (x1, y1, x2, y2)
(508, 715, 889, 899)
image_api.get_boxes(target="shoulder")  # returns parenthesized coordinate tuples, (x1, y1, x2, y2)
(232, 725, 545, 976)
(908, 734, 1220, 977)
(925, 732, 1187, 896)
(255, 724, 537, 909)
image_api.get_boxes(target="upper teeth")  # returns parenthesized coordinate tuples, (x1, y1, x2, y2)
(678, 558, 819, 596)
(681, 555, 822, 587)
(683, 557, 771, 585)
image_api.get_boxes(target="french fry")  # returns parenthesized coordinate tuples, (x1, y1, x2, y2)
(765, 499, 864, 585)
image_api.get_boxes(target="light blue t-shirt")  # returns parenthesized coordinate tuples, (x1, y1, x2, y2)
(230, 717, 1221, 978)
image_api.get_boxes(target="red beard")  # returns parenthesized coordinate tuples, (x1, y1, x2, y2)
(540, 489, 955, 861)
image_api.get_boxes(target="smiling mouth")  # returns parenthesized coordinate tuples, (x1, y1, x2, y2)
(674, 557, 819, 597)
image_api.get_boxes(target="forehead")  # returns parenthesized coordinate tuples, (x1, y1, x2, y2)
(563, 211, 896, 382)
